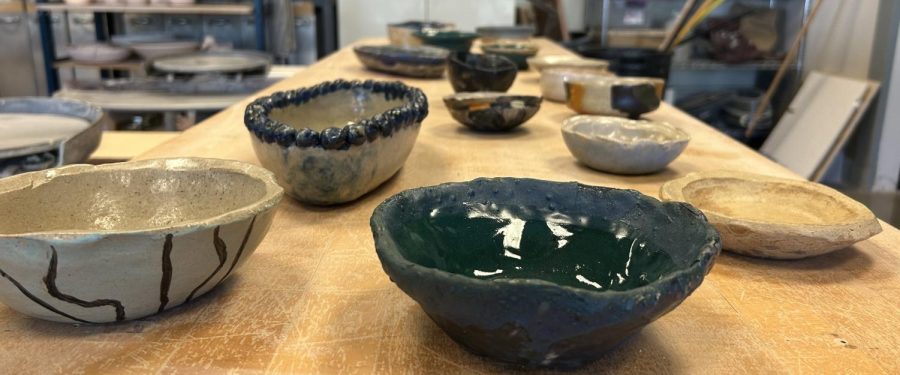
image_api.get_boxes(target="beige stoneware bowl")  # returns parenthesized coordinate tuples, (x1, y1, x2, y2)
(0, 158, 283, 323)
(527, 55, 609, 72)
(539, 67, 613, 102)
(660, 170, 882, 259)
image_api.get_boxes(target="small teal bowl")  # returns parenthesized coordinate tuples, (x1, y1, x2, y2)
(414, 30, 478, 53)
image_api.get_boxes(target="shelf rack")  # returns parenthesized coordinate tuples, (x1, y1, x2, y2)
(35, 1, 267, 93)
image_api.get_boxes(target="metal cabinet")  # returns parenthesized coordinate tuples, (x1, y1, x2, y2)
(0, 12, 39, 96)
(165, 15, 203, 40)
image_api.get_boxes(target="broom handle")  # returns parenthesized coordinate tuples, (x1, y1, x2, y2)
(659, 0, 698, 52)
(744, 0, 824, 138)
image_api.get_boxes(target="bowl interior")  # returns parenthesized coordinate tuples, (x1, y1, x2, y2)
(379, 179, 713, 292)
(452, 53, 515, 72)
(565, 116, 687, 144)
(0, 167, 268, 234)
(269, 89, 409, 132)
(681, 178, 861, 226)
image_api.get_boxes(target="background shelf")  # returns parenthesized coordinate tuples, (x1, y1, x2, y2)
(35, 3, 254, 16)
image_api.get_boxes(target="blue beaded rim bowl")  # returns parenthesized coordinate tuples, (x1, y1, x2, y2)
(244, 79, 429, 150)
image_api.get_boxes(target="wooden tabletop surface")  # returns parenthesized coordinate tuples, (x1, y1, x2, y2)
(3, 39, 898, 374)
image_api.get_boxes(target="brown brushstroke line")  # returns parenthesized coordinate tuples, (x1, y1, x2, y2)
(158, 234, 174, 313)
(216, 215, 257, 286)
(44, 246, 127, 322)
(0, 266, 93, 324)
(183, 226, 228, 304)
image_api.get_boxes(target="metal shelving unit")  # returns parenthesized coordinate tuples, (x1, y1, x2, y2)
(34, 0, 267, 94)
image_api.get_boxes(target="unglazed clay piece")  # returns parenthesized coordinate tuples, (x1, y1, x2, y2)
(562, 115, 690, 174)
(539, 67, 613, 102)
(244, 79, 428, 205)
(526, 54, 609, 72)
(659, 170, 883, 259)
(0, 158, 283, 323)
(371, 178, 720, 368)
(442, 92, 542, 131)
(353, 45, 450, 78)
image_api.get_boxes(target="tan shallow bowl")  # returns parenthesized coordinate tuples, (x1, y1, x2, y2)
(0, 158, 283, 323)
(660, 171, 882, 259)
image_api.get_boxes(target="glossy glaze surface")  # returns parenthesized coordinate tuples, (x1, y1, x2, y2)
(661, 171, 882, 259)
(539, 67, 612, 102)
(447, 52, 517, 93)
(442, 92, 541, 131)
(414, 31, 478, 52)
(373, 178, 721, 368)
(562, 116, 690, 175)
(0, 158, 283, 323)
(353, 45, 449, 78)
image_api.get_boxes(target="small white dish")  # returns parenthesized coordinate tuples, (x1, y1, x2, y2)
(561, 115, 690, 175)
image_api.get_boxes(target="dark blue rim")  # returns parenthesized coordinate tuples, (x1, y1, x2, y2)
(244, 79, 429, 151)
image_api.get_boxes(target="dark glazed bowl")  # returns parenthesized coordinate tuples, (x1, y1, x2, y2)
(388, 21, 455, 46)
(244, 79, 429, 205)
(413, 30, 478, 52)
(447, 52, 518, 93)
(481, 42, 539, 70)
(371, 178, 721, 368)
(442, 92, 542, 132)
(353, 45, 450, 78)
(476, 25, 535, 44)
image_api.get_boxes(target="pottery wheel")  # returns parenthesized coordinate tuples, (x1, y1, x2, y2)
(151, 52, 271, 75)
(0, 113, 91, 151)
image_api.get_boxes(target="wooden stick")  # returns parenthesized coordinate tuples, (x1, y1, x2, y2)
(744, 0, 824, 138)
(659, 0, 698, 52)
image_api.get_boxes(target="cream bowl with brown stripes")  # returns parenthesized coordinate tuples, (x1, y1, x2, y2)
(0, 158, 283, 323)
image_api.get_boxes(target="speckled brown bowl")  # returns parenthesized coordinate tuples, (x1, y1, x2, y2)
(0, 158, 283, 323)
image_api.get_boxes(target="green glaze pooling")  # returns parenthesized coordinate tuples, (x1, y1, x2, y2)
(396, 203, 677, 291)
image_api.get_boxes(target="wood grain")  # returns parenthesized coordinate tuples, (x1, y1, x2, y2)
(1, 38, 898, 374)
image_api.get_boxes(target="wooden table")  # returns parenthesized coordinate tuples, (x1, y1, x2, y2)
(3, 39, 899, 374)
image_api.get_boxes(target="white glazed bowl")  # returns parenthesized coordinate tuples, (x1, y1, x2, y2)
(244, 79, 428, 205)
(564, 76, 665, 117)
(561, 115, 690, 174)
(67, 43, 131, 64)
(527, 55, 609, 72)
(539, 67, 613, 102)
(0, 158, 283, 323)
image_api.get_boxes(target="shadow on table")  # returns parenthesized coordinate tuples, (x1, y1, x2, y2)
(715, 246, 879, 285)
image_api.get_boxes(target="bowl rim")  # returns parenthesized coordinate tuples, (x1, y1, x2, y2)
(353, 44, 450, 64)
(0, 157, 284, 239)
(244, 79, 429, 150)
(372, 177, 721, 300)
(449, 52, 518, 73)
(562, 115, 691, 146)
(481, 42, 539, 55)
(659, 170, 883, 235)
(442, 92, 542, 107)
(413, 30, 479, 40)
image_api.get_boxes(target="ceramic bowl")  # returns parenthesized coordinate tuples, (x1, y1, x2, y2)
(413, 30, 478, 53)
(565, 76, 665, 118)
(388, 21, 455, 47)
(539, 67, 613, 102)
(371, 177, 720, 368)
(0, 158, 283, 323)
(244, 79, 428, 205)
(442, 92, 541, 132)
(660, 171, 882, 259)
(481, 42, 539, 70)
(67, 43, 131, 64)
(527, 55, 609, 72)
(447, 52, 518, 93)
(562, 116, 690, 174)
(353, 45, 450, 78)
(476, 25, 535, 44)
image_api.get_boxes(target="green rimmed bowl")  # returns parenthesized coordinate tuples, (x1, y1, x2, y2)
(371, 178, 721, 368)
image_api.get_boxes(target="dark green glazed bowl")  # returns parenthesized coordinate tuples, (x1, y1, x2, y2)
(414, 30, 478, 52)
(371, 178, 720, 368)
